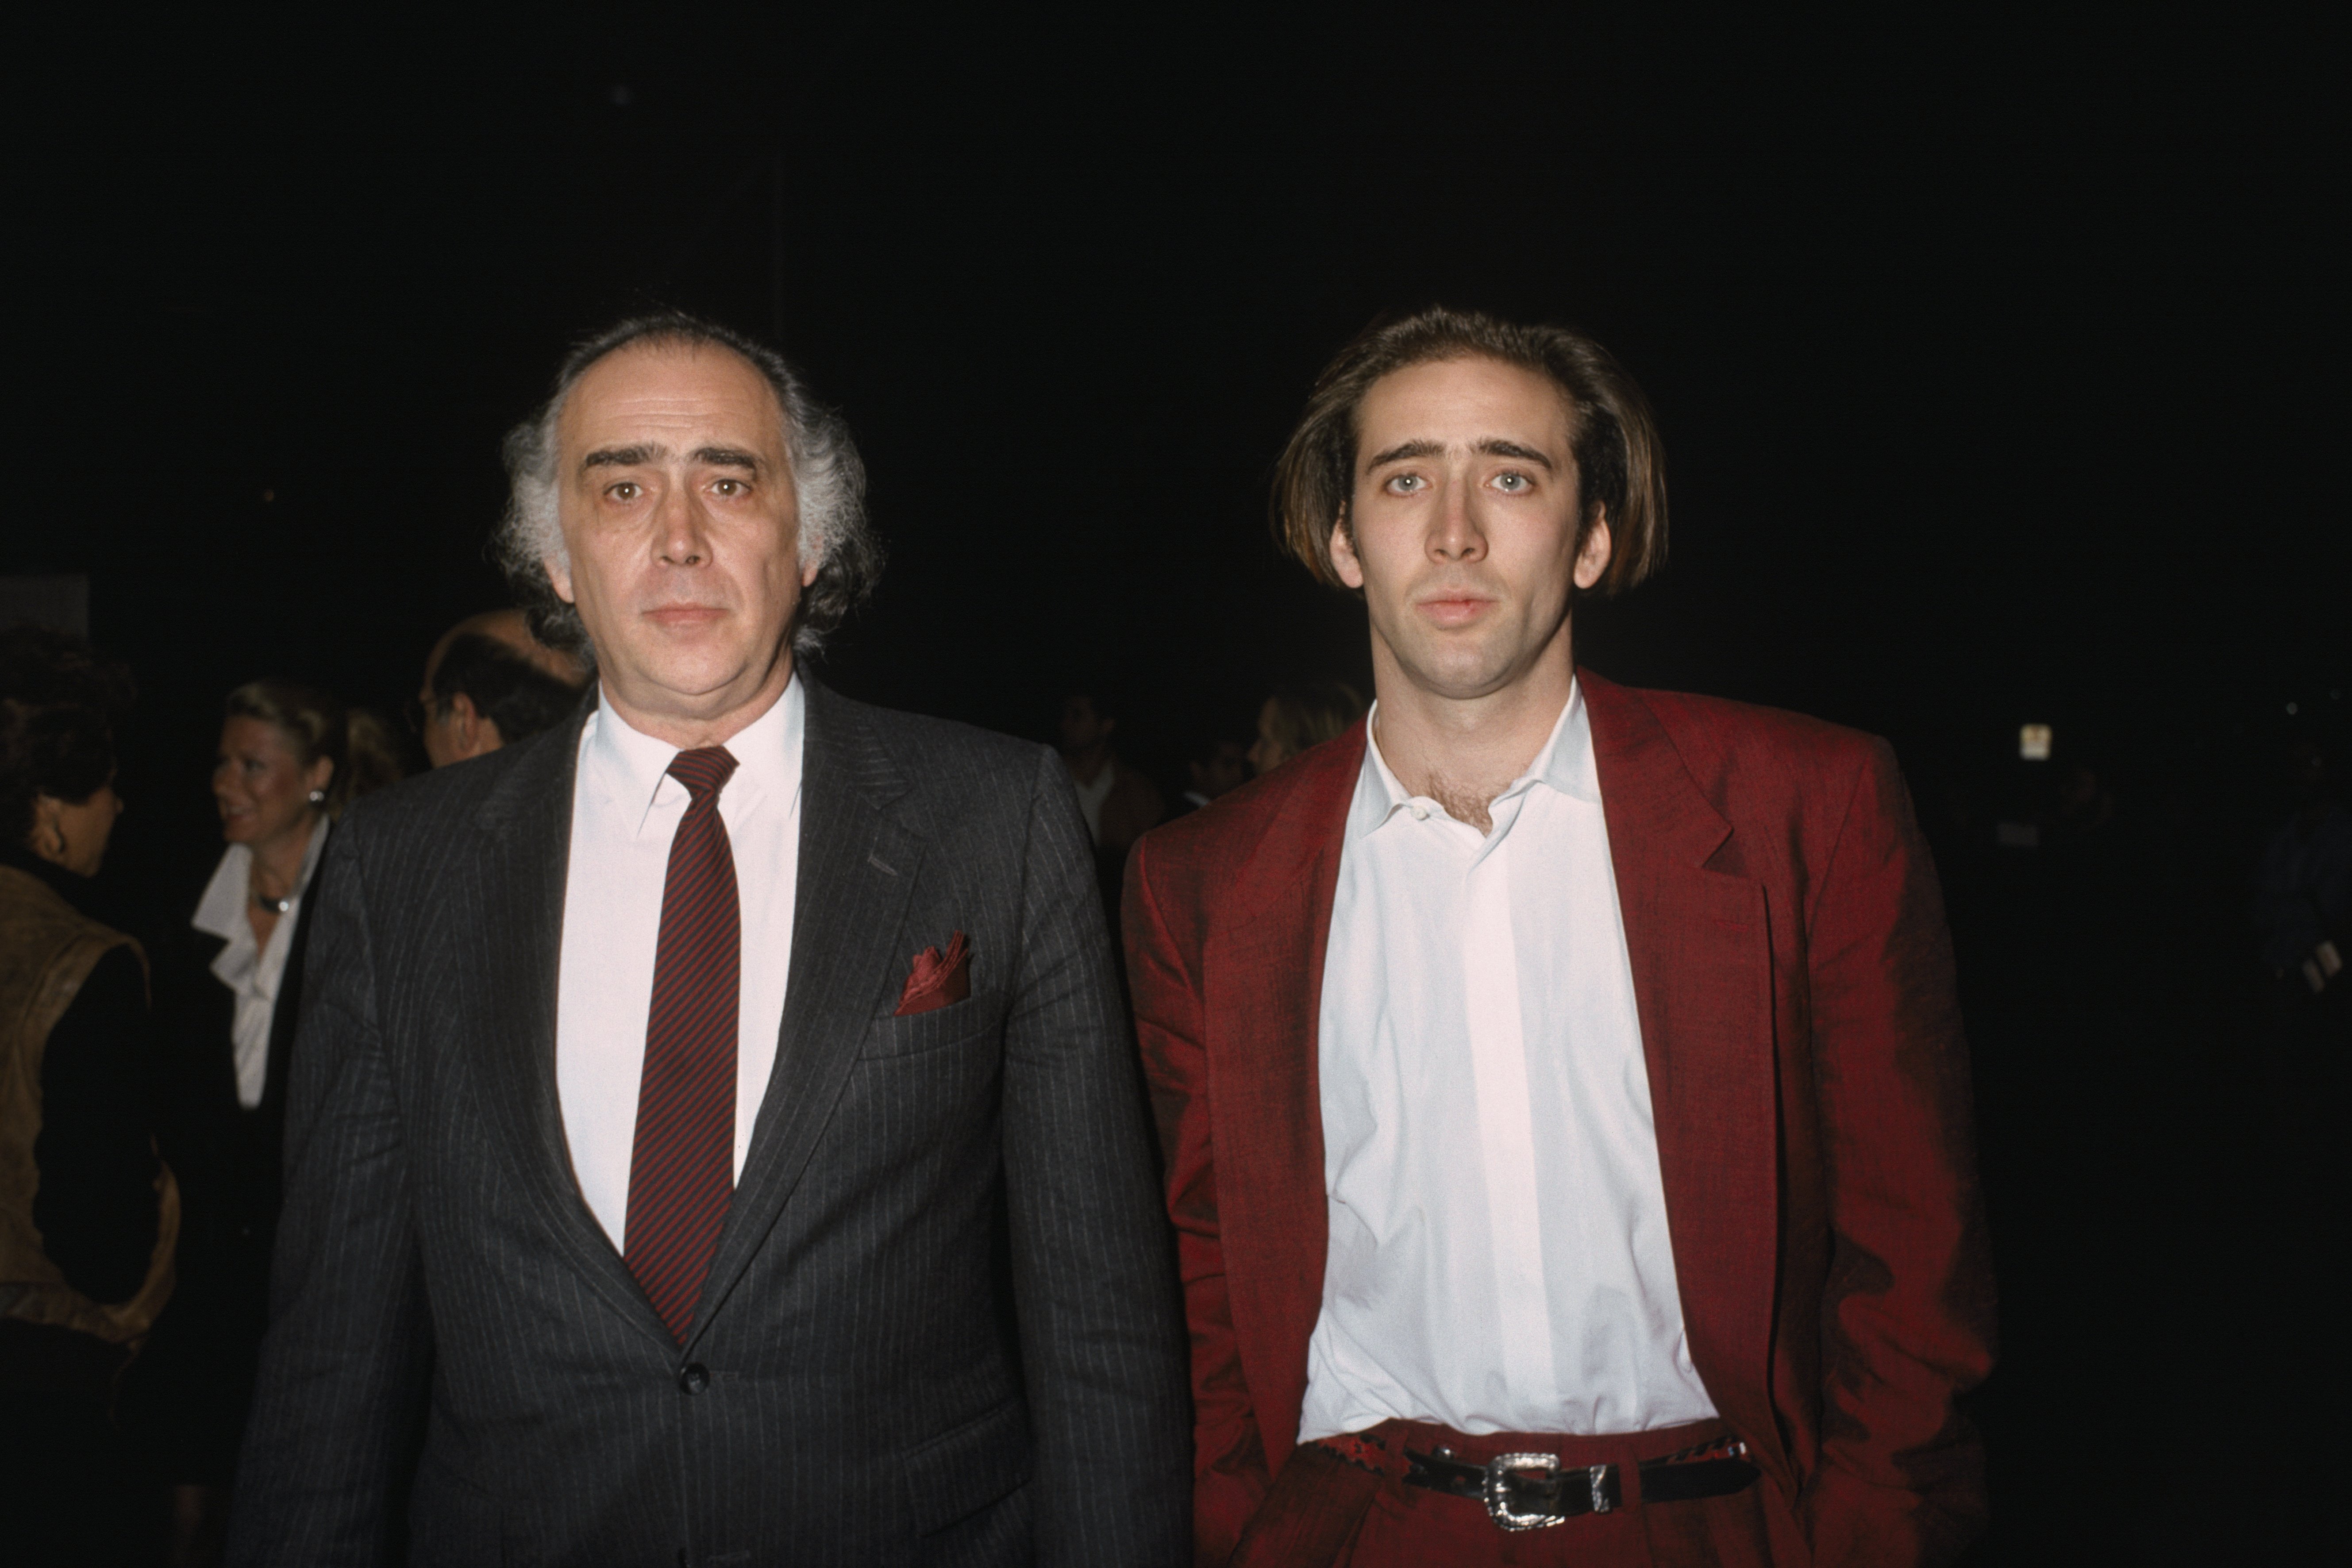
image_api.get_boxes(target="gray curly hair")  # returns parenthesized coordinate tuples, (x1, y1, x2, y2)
(495, 312, 884, 662)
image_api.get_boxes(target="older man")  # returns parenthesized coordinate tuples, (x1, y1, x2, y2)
(414, 608, 587, 767)
(1126, 308, 1993, 1566)
(229, 314, 1189, 1565)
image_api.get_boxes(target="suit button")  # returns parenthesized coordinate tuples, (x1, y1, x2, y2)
(677, 1363, 709, 1395)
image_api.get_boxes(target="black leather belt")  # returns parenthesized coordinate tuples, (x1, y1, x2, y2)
(1403, 1439, 1759, 1531)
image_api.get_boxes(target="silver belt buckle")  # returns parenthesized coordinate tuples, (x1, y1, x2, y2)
(1481, 1452, 1612, 1530)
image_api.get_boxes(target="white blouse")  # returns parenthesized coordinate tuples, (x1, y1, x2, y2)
(192, 818, 328, 1110)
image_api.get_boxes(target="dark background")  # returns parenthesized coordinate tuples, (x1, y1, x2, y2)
(10, 9, 2345, 1562)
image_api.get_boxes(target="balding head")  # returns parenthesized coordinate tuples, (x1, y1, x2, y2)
(423, 609, 584, 692)
(418, 610, 589, 767)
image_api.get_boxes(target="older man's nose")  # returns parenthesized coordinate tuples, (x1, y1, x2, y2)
(656, 492, 711, 567)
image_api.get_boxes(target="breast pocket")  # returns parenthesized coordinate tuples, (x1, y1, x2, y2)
(859, 988, 1005, 1059)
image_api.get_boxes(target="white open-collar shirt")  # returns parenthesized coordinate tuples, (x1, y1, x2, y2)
(555, 676, 804, 1254)
(1298, 679, 1719, 1440)
(192, 816, 330, 1110)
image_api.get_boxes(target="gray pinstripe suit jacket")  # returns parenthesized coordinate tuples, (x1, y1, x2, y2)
(225, 678, 1190, 1567)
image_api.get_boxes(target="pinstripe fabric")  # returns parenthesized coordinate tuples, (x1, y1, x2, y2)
(625, 746, 740, 1343)
(224, 679, 1190, 1568)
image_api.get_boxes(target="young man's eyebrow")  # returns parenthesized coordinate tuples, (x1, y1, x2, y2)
(1366, 439, 1444, 468)
(1364, 437, 1559, 470)
(1475, 438, 1556, 468)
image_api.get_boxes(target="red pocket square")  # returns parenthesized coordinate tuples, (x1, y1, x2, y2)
(895, 931, 971, 1017)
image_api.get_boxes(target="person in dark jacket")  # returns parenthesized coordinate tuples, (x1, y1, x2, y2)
(0, 625, 177, 1565)
(131, 679, 348, 1562)
(227, 311, 1187, 1566)
(414, 607, 588, 767)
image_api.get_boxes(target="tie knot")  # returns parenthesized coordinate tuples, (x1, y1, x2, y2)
(666, 747, 738, 802)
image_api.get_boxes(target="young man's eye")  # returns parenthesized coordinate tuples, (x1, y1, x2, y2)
(1386, 474, 1424, 494)
(1494, 472, 1529, 492)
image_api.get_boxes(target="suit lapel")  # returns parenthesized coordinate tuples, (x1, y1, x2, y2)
(689, 678, 921, 1345)
(1582, 672, 1779, 1451)
(464, 705, 673, 1346)
(1206, 727, 1359, 1468)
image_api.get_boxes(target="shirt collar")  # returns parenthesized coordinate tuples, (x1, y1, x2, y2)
(582, 672, 805, 838)
(1536, 678, 1599, 807)
(192, 814, 330, 944)
(1349, 678, 1596, 844)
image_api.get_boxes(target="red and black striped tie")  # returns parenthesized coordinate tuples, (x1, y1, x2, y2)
(624, 745, 740, 1343)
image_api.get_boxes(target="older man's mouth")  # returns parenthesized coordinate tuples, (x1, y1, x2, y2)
(646, 605, 728, 628)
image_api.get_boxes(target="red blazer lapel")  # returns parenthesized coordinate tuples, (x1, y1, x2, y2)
(1203, 725, 1361, 1473)
(1582, 672, 1784, 1471)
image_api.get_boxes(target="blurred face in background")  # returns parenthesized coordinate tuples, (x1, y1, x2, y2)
(1191, 739, 1250, 799)
(1059, 694, 1115, 756)
(213, 716, 330, 851)
(544, 343, 815, 735)
(31, 778, 123, 877)
(1247, 699, 1286, 776)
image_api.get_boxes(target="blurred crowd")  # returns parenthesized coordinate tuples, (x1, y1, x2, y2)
(0, 608, 1389, 1564)
(6, 604, 2346, 1564)
(0, 612, 591, 1564)
(18, 597, 2352, 1561)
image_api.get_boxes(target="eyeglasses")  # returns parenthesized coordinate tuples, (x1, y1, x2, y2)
(402, 694, 445, 735)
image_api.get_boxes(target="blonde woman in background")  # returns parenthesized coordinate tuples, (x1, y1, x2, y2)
(135, 679, 379, 1565)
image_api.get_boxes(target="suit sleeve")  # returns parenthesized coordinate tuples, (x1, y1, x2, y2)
(225, 826, 430, 1567)
(999, 746, 1192, 1568)
(1801, 740, 1996, 1568)
(1124, 833, 1267, 1566)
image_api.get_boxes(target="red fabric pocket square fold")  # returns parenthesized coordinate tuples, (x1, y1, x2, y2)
(895, 931, 971, 1017)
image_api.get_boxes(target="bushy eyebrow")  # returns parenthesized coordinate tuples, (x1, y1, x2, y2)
(581, 444, 665, 470)
(690, 446, 761, 471)
(1364, 437, 1559, 471)
(580, 444, 764, 473)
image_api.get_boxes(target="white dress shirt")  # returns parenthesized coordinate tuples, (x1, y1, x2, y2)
(1298, 681, 1719, 1440)
(556, 678, 804, 1253)
(192, 817, 329, 1110)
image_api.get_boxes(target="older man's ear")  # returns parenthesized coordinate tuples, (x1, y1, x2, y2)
(447, 693, 502, 761)
(543, 555, 576, 605)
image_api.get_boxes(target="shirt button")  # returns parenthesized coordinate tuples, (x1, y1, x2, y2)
(677, 1363, 710, 1395)
(1411, 806, 1429, 821)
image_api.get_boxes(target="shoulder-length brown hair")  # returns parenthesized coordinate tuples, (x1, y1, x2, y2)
(1272, 307, 1667, 596)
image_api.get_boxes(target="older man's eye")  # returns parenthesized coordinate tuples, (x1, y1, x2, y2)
(712, 479, 744, 497)
(607, 482, 640, 501)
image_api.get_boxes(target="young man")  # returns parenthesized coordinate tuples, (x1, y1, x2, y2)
(1125, 308, 1993, 1567)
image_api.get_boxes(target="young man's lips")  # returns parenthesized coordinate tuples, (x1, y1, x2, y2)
(1418, 596, 1494, 625)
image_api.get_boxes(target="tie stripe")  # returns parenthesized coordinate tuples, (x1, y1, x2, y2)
(624, 745, 741, 1343)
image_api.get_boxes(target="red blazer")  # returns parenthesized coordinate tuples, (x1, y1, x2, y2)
(1124, 671, 1994, 1567)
